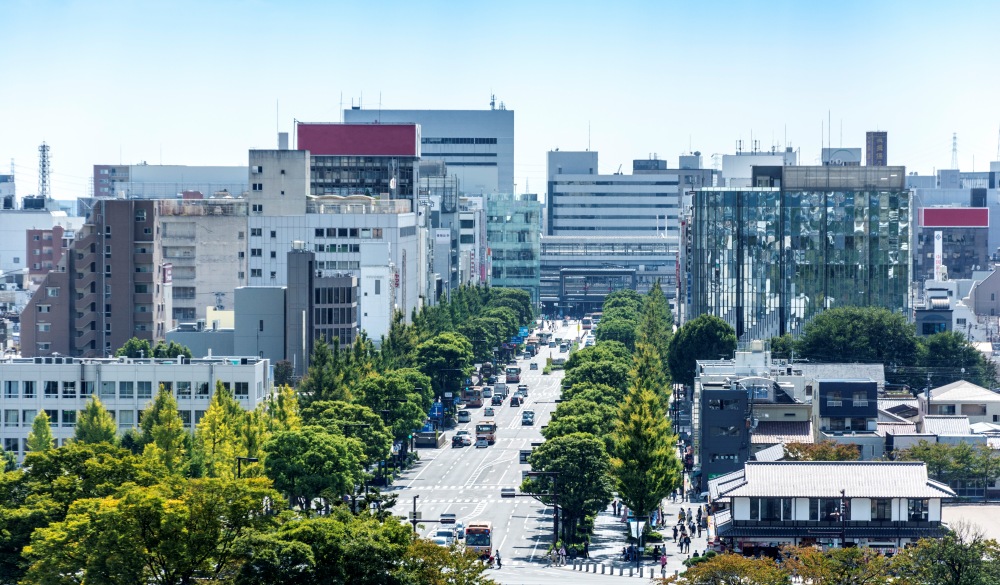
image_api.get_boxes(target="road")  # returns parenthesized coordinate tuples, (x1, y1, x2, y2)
(387, 320, 597, 583)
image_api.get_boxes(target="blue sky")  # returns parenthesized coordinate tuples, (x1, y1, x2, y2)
(2, 0, 1000, 198)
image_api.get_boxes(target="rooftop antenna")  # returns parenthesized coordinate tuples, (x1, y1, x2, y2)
(952, 132, 959, 169)
(378, 92, 382, 123)
(588, 121, 591, 151)
(38, 142, 51, 199)
(490, 94, 496, 111)
(339, 93, 343, 122)
(9, 159, 14, 197)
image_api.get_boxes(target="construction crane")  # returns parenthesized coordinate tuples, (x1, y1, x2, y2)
(616, 164, 623, 175)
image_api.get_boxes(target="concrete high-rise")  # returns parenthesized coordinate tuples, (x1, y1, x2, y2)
(344, 107, 514, 195)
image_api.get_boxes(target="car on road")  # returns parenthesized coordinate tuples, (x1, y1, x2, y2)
(510, 396, 521, 407)
(440, 513, 457, 524)
(585, 338, 595, 347)
(452, 432, 472, 447)
(559, 343, 569, 352)
(455, 521, 466, 539)
(548, 341, 557, 348)
(457, 410, 471, 423)
(434, 528, 457, 545)
(492, 394, 504, 405)
(529, 362, 538, 370)
(517, 384, 528, 396)
(482, 388, 493, 398)
(521, 410, 535, 425)
(431, 536, 450, 547)
(475, 438, 489, 448)
(484, 407, 495, 416)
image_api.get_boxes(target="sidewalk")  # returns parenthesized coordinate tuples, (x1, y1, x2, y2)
(555, 494, 712, 579)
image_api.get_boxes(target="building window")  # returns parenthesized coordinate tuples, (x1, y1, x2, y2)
(3, 410, 17, 428)
(252, 204, 263, 213)
(22, 410, 36, 427)
(251, 165, 262, 173)
(238, 271, 245, 280)
(138, 381, 153, 399)
(250, 248, 262, 257)
(117, 381, 133, 399)
(252, 183, 263, 191)
(270, 250, 276, 258)
(36, 323, 50, 332)
(62, 381, 76, 399)
(871, 498, 892, 521)
(101, 381, 116, 399)
(118, 409, 135, 429)
(135, 210, 146, 222)
(270, 271, 276, 279)
(235, 382, 249, 398)
(82, 381, 94, 396)
(179, 410, 192, 428)
(44, 381, 59, 398)
(46, 287, 59, 297)
(196, 382, 210, 398)
(251, 228, 262, 237)
(4, 381, 18, 399)
(250, 269, 262, 278)
(3, 438, 18, 453)
(750, 498, 793, 521)
(270, 230, 276, 238)
(23, 381, 34, 398)
(908, 499, 929, 522)
(37, 305, 51, 313)
(44, 409, 58, 427)
(61, 410, 77, 428)
(177, 382, 191, 398)
(809, 498, 843, 521)
(708, 399, 741, 410)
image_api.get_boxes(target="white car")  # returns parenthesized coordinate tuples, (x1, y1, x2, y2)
(476, 438, 489, 448)
(434, 528, 456, 545)
(455, 521, 466, 539)
(431, 536, 451, 547)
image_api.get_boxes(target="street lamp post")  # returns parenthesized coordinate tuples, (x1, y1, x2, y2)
(236, 456, 259, 479)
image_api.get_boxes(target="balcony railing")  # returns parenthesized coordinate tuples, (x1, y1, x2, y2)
(826, 400, 843, 407)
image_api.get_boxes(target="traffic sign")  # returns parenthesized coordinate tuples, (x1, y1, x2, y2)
(409, 511, 422, 520)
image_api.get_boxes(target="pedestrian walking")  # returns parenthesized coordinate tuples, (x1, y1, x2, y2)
(685, 535, 691, 554)
(660, 553, 667, 571)
(697, 523, 702, 538)
(672, 525, 678, 542)
(496, 551, 502, 569)
(559, 545, 567, 566)
(583, 541, 590, 559)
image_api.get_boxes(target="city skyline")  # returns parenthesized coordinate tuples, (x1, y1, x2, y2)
(3, 0, 1000, 200)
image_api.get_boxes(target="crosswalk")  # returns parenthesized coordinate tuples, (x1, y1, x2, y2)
(391, 484, 518, 491)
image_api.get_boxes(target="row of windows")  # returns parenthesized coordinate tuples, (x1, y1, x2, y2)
(314, 244, 361, 253)
(422, 137, 497, 145)
(2, 380, 251, 400)
(747, 497, 928, 522)
(315, 286, 356, 305)
(315, 307, 356, 326)
(313, 228, 384, 239)
(250, 228, 277, 238)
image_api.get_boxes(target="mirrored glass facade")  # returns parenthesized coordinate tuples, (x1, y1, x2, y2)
(690, 167, 910, 339)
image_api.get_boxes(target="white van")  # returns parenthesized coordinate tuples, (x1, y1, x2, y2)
(457, 410, 471, 423)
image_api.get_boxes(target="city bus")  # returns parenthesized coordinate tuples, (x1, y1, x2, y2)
(505, 365, 521, 383)
(581, 315, 594, 330)
(476, 420, 497, 444)
(465, 521, 494, 558)
(463, 387, 483, 408)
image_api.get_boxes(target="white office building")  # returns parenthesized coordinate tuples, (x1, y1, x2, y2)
(246, 149, 425, 341)
(546, 150, 680, 237)
(0, 355, 271, 457)
(344, 107, 514, 195)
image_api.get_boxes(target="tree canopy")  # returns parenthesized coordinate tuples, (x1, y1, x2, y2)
(667, 314, 737, 387)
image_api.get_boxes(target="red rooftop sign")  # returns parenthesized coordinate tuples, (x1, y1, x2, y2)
(920, 207, 989, 228)
(297, 123, 420, 157)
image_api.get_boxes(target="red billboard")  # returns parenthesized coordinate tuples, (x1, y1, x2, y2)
(297, 123, 419, 156)
(920, 207, 989, 228)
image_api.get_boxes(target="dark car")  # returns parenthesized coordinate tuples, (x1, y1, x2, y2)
(492, 394, 504, 405)
(510, 396, 522, 407)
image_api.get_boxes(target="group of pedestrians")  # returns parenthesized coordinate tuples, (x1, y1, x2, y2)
(548, 545, 568, 566)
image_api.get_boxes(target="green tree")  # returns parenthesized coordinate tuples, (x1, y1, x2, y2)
(524, 432, 612, 543)
(784, 441, 860, 461)
(139, 385, 189, 474)
(667, 314, 737, 387)
(265, 384, 302, 433)
(560, 382, 623, 408)
(542, 398, 616, 450)
(636, 280, 674, 372)
(595, 316, 638, 351)
(379, 311, 418, 370)
(769, 333, 796, 361)
(893, 522, 1000, 585)
(115, 336, 153, 358)
(194, 382, 246, 479)
(610, 347, 682, 525)
(602, 289, 644, 313)
(797, 306, 917, 369)
(26, 411, 54, 452)
(74, 394, 118, 445)
(665, 553, 789, 585)
(918, 331, 998, 388)
(400, 538, 498, 585)
(354, 369, 433, 455)
(152, 340, 193, 358)
(23, 477, 280, 585)
(562, 360, 632, 397)
(564, 341, 631, 371)
(485, 287, 533, 325)
(299, 339, 353, 405)
(274, 360, 295, 387)
(264, 425, 364, 513)
(781, 544, 896, 585)
(415, 332, 474, 397)
(303, 400, 392, 468)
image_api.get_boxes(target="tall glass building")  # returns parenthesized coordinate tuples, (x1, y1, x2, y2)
(688, 166, 910, 340)
(487, 193, 541, 305)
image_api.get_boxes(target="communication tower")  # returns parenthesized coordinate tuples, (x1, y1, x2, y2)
(38, 142, 51, 199)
